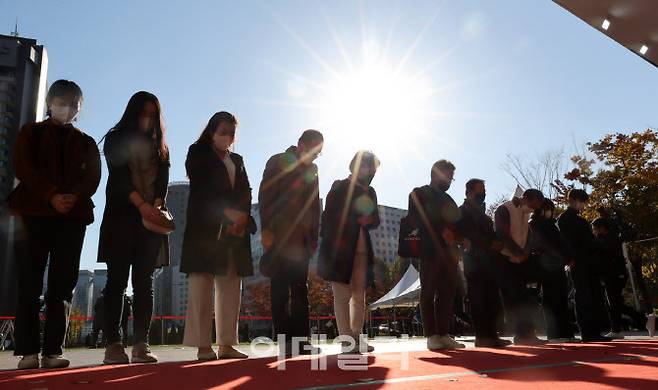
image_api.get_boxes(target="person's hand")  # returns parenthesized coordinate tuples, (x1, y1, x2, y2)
(51, 194, 75, 214)
(226, 223, 246, 237)
(566, 259, 576, 270)
(138, 202, 159, 220)
(510, 252, 529, 264)
(225, 208, 248, 227)
(462, 239, 472, 252)
(261, 230, 274, 252)
(154, 198, 164, 208)
(357, 215, 374, 226)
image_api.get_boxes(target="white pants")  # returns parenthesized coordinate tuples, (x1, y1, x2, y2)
(331, 252, 367, 340)
(183, 266, 242, 347)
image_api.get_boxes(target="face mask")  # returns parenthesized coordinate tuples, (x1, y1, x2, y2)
(50, 105, 78, 124)
(474, 193, 486, 204)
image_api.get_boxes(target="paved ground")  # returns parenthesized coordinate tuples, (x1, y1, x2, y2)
(1, 334, 655, 371)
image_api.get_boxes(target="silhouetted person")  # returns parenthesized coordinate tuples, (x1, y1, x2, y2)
(259, 130, 323, 356)
(557, 189, 611, 342)
(10, 80, 101, 369)
(458, 179, 510, 348)
(408, 160, 465, 350)
(91, 294, 106, 348)
(494, 189, 546, 345)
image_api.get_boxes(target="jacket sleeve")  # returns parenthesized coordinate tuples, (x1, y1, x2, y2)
(72, 136, 101, 200)
(366, 188, 380, 230)
(103, 133, 136, 203)
(12, 123, 58, 203)
(320, 180, 341, 238)
(494, 206, 524, 256)
(258, 155, 279, 235)
(308, 164, 321, 249)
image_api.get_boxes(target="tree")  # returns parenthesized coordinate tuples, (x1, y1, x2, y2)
(565, 129, 658, 306)
(502, 149, 568, 199)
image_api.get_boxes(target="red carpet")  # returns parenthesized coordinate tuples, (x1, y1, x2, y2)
(1, 340, 657, 389)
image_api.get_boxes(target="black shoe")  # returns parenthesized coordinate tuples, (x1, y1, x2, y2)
(581, 335, 613, 342)
(475, 337, 512, 348)
(514, 335, 547, 345)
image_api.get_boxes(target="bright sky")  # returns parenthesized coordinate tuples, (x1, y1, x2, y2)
(3, 0, 657, 274)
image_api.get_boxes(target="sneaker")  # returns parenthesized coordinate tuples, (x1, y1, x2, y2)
(41, 355, 70, 369)
(131, 342, 158, 363)
(103, 342, 129, 365)
(197, 348, 217, 361)
(548, 337, 580, 344)
(428, 335, 465, 350)
(217, 346, 248, 359)
(358, 341, 375, 353)
(647, 314, 656, 337)
(604, 332, 625, 340)
(17, 354, 39, 370)
(514, 335, 547, 346)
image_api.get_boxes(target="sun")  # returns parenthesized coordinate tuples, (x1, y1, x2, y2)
(320, 63, 432, 155)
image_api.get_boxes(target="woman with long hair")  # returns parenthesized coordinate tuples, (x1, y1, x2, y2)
(98, 91, 170, 364)
(180, 111, 256, 360)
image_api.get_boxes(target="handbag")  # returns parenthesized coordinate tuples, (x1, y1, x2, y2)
(142, 206, 176, 235)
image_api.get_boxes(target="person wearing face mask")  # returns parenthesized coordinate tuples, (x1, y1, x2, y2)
(528, 199, 576, 342)
(494, 188, 546, 345)
(407, 160, 465, 350)
(557, 189, 611, 342)
(9, 80, 101, 369)
(318, 151, 381, 354)
(457, 179, 510, 348)
(98, 91, 171, 364)
(258, 129, 323, 356)
(180, 112, 256, 360)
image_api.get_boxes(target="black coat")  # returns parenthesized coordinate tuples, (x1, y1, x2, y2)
(458, 200, 497, 274)
(529, 216, 573, 272)
(407, 185, 461, 262)
(180, 143, 255, 276)
(97, 130, 170, 264)
(557, 207, 596, 266)
(318, 178, 379, 285)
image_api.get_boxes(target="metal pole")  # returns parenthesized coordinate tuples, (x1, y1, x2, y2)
(623, 242, 642, 311)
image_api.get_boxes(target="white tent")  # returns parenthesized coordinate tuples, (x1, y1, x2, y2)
(368, 264, 420, 310)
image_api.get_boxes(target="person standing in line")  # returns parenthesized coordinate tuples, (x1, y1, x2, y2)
(528, 199, 576, 342)
(458, 179, 511, 348)
(494, 188, 546, 345)
(557, 189, 612, 342)
(318, 150, 380, 354)
(408, 160, 465, 350)
(180, 111, 256, 360)
(258, 130, 323, 356)
(10, 80, 101, 369)
(98, 91, 171, 364)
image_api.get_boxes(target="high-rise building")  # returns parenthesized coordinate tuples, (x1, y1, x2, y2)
(0, 34, 48, 316)
(91, 269, 108, 307)
(73, 270, 94, 318)
(370, 205, 406, 264)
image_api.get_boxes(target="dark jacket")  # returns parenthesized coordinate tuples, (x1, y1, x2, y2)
(557, 207, 596, 267)
(97, 130, 170, 264)
(258, 146, 320, 277)
(458, 200, 497, 273)
(318, 178, 380, 285)
(180, 143, 255, 276)
(594, 233, 626, 279)
(407, 185, 461, 262)
(529, 216, 573, 272)
(8, 119, 101, 224)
